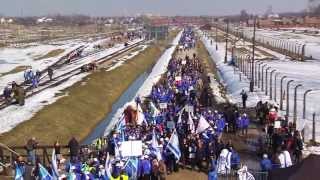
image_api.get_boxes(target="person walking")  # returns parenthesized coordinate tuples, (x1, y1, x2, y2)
(54, 140, 61, 168)
(260, 154, 272, 172)
(208, 164, 218, 180)
(68, 137, 80, 163)
(240, 89, 248, 109)
(48, 67, 53, 81)
(25, 137, 38, 165)
(241, 114, 250, 136)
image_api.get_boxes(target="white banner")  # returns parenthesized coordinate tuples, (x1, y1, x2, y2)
(120, 141, 143, 157)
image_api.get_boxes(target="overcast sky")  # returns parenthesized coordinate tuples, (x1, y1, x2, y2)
(0, 0, 309, 17)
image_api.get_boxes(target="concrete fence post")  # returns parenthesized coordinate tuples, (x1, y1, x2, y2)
(274, 72, 281, 102)
(280, 76, 288, 110)
(312, 113, 316, 144)
(286, 80, 295, 117)
(293, 84, 303, 124)
(269, 70, 277, 99)
(265, 67, 272, 94)
(261, 64, 268, 90)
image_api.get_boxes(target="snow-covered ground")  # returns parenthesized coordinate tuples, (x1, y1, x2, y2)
(0, 38, 145, 134)
(201, 32, 320, 142)
(0, 43, 79, 74)
(0, 73, 89, 133)
(239, 26, 320, 60)
(207, 72, 226, 104)
(103, 31, 183, 136)
(0, 37, 120, 90)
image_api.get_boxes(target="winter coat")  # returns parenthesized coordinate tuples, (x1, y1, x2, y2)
(208, 170, 218, 180)
(68, 138, 80, 157)
(260, 159, 272, 171)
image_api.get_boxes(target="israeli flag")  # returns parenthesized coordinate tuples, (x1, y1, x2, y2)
(116, 114, 126, 131)
(151, 129, 162, 160)
(167, 130, 181, 160)
(114, 141, 121, 159)
(104, 153, 112, 179)
(196, 115, 210, 134)
(14, 164, 24, 180)
(51, 149, 59, 180)
(150, 101, 160, 117)
(188, 112, 195, 133)
(39, 163, 53, 180)
(125, 158, 138, 179)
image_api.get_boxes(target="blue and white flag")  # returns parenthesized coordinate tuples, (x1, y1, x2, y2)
(188, 112, 195, 133)
(196, 115, 210, 134)
(114, 142, 121, 159)
(177, 106, 186, 124)
(125, 158, 138, 179)
(14, 164, 24, 180)
(104, 153, 112, 179)
(151, 129, 162, 160)
(116, 114, 126, 131)
(51, 150, 59, 180)
(167, 130, 181, 161)
(39, 163, 53, 180)
(150, 102, 160, 117)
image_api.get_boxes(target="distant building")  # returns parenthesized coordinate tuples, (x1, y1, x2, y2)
(0, 18, 13, 24)
(0, 18, 5, 24)
(145, 17, 169, 40)
(304, 16, 320, 27)
(145, 25, 168, 40)
(37, 17, 53, 23)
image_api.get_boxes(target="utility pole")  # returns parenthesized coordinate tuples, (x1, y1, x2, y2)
(215, 25, 218, 50)
(224, 20, 229, 63)
(250, 17, 256, 92)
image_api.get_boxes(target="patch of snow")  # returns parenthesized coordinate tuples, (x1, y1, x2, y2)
(0, 73, 89, 133)
(0, 38, 144, 133)
(303, 145, 320, 157)
(207, 73, 226, 103)
(201, 31, 320, 142)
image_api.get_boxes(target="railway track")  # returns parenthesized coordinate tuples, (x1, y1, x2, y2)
(0, 39, 147, 110)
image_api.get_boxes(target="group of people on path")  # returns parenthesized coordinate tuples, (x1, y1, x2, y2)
(14, 29, 305, 180)
(2, 66, 54, 106)
(255, 101, 304, 172)
(12, 29, 247, 180)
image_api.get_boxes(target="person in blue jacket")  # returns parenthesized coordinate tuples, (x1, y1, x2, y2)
(241, 113, 250, 136)
(230, 147, 240, 170)
(208, 162, 218, 180)
(141, 155, 151, 179)
(260, 154, 272, 172)
(215, 115, 225, 137)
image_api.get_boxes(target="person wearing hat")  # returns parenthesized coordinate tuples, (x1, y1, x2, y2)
(260, 154, 272, 172)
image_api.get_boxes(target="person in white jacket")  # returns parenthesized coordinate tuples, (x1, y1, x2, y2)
(217, 148, 232, 174)
(278, 147, 292, 168)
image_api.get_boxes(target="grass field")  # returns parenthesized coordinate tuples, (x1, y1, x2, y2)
(0, 65, 31, 77)
(34, 49, 65, 60)
(0, 31, 178, 146)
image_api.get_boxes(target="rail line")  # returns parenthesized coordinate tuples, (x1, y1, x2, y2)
(0, 39, 147, 110)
